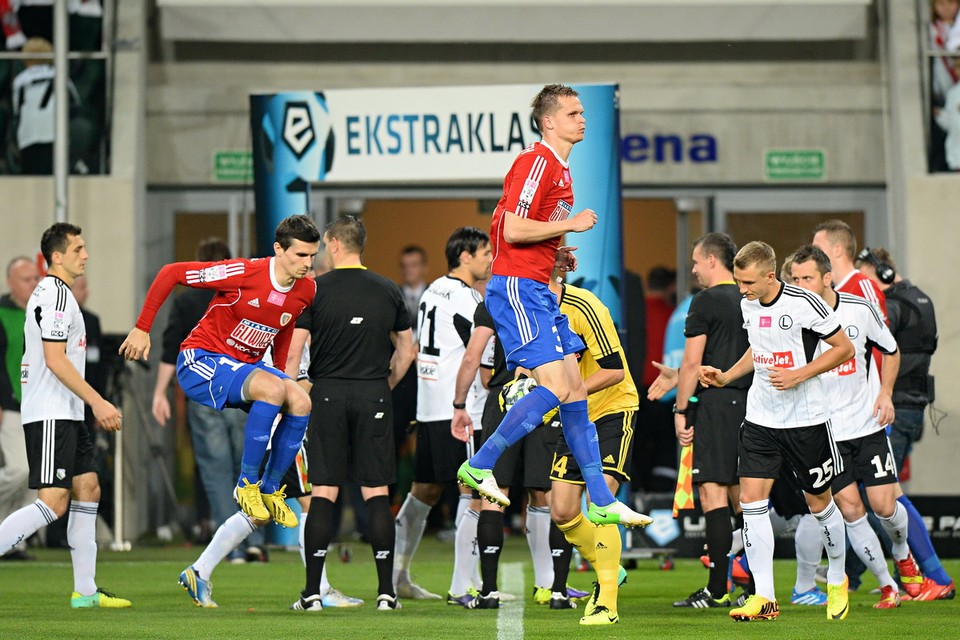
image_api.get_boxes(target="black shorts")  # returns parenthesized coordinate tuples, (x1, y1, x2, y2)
(414, 419, 476, 484)
(691, 389, 746, 486)
(481, 389, 556, 492)
(549, 411, 635, 486)
(831, 429, 898, 492)
(738, 420, 839, 496)
(24, 419, 97, 490)
(306, 379, 395, 487)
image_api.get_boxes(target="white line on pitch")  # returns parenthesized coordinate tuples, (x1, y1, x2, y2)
(498, 562, 525, 640)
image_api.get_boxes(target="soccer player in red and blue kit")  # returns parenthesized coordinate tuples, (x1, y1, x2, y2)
(119, 215, 320, 528)
(456, 84, 651, 532)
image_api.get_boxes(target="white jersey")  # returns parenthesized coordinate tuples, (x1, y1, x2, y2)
(466, 334, 496, 428)
(416, 276, 482, 422)
(819, 293, 898, 442)
(21, 275, 86, 423)
(12, 65, 80, 149)
(742, 282, 842, 429)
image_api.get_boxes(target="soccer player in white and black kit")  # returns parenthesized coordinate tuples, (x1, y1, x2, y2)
(789, 245, 922, 608)
(289, 215, 415, 612)
(0, 223, 130, 608)
(699, 241, 855, 622)
(393, 227, 492, 604)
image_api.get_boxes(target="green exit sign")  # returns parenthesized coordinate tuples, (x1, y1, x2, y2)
(764, 149, 826, 181)
(213, 151, 253, 182)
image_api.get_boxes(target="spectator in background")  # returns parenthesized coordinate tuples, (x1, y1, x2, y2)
(151, 238, 267, 563)
(0, 256, 40, 559)
(1, 0, 26, 50)
(12, 37, 80, 175)
(635, 266, 676, 492)
(398, 245, 428, 335)
(934, 61, 960, 171)
(932, 0, 960, 171)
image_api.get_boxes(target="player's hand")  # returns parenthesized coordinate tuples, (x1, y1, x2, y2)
(451, 409, 472, 443)
(767, 366, 803, 391)
(555, 246, 578, 273)
(698, 365, 726, 388)
(152, 393, 171, 426)
(647, 361, 679, 400)
(119, 328, 151, 361)
(874, 391, 895, 427)
(569, 208, 598, 233)
(675, 413, 694, 447)
(93, 398, 123, 432)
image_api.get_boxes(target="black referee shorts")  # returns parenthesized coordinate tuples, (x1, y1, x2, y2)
(24, 419, 97, 490)
(691, 388, 746, 486)
(414, 419, 475, 484)
(306, 379, 395, 488)
(738, 419, 839, 496)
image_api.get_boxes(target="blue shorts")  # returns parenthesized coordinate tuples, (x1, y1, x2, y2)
(177, 348, 290, 411)
(485, 275, 584, 370)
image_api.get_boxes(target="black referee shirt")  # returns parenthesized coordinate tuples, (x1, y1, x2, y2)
(297, 267, 410, 380)
(684, 283, 752, 390)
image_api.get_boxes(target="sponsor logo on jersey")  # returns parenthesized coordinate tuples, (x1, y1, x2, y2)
(519, 178, 539, 206)
(248, 298, 260, 307)
(280, 312, 292, 326)
(418, 358, 438, 381)
(350, 317, 364, 325)
(754, 350, 795, 368)
(549, 199, 573, 222)
(832, 358, 857, 376)
(779, 315, 793, 330)
(268, 290, 287, 306)
(229, 319, 279, 351)
(759, 316, 772, 328)
(374, 412, 384, 419)
(562, 169, 571, 184)
(845, 325, 860, 340)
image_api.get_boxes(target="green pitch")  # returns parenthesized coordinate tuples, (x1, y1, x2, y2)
(0, 539, 955, 639)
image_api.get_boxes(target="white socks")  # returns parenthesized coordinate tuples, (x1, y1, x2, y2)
(393, 494, 431, 585)
(68, 501, 100, 596)
(195, 512, 257, 580)
(847, 514, 896, 589)
(0, 499, 57, 555)
(877, 501, 910, 561)
(525, 505, 553, 588)
(449, 508, 480, 595)
(741, 500, 776, 601)
(812, 500, 847, 585)
(793, 514, 823, 593)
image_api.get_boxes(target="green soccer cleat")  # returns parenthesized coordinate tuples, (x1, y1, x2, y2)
(261, 484, 298, 528)
(585, 501, 653, 528)
(827, 577, 850, 620)
(233, 478, 270, 521)
(457, 462, 510, 507)
(71, 588, 131, 609)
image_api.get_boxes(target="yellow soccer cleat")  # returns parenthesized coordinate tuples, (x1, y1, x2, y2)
(729, 594, 779, 621)
(579, 604, 619, 626)
(261, 484, 298, 528)
(71, 588, 132, 609)
(827, 577, 850, 620)
(233, 478, 270, 521)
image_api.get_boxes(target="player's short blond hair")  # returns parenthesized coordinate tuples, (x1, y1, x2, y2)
(734, 241, 777, 276)
(531, 84, 579, 133)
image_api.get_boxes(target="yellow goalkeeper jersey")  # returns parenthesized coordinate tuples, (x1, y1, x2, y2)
(559, 284, 639, 421)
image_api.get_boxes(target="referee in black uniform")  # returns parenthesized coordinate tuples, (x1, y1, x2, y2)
(672, 232, 752, 609)
(289, 215, 415, 612)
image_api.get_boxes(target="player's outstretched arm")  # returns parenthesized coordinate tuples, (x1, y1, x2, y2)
(700, 347, 753, 388)
(770, 330, 854, 391)
(119, 327, 151, 361)
(646, 361, 678, 400)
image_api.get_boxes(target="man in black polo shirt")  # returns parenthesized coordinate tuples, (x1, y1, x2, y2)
(290, 215, 415, 612)
(671, 232, 751, 609)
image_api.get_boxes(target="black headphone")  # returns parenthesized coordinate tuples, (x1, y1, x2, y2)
(856, 247, 896, 285)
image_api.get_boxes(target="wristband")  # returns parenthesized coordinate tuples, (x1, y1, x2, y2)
(452, 402, 467, 410)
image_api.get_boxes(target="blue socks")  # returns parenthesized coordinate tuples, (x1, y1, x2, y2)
(260, 413, 310, 494)
(238, 400, 282, 486)
(559, 400, 615, 507)
(470, 385, 560, 469)
(899, 494, 952, 585)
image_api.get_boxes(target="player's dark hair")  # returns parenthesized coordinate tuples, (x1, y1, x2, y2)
(324, 214, 366, 255)
(814, 219, 857, 260)
(40, 222, 82, 264)
(790, 244, 832, 277)
(531, 84, 579, 133)
(694, 232, 736, 273)
(646, 266, 676, 292)
(401, 245, 426, 260)
(734, 241, 777, 276)
(197, 237, 231, 262)
(275, 214, 321, 250)
(445, 227, 489, 270)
